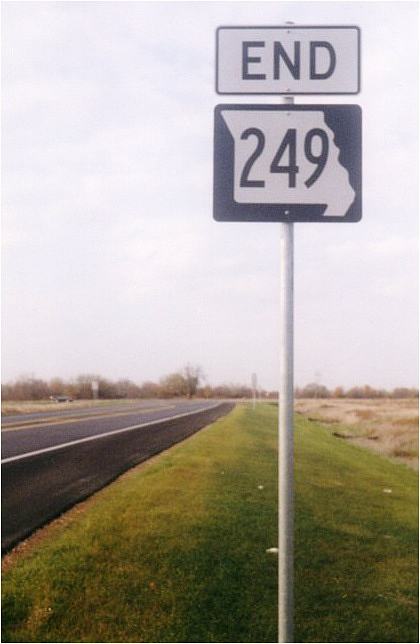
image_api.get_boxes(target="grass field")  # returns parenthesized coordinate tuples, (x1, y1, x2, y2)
(2, 404, 418, 643)
(295, 398, 419, 469)
(294, 413, 418, 643)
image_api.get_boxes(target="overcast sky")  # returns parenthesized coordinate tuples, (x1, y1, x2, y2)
(2, 0, 418, 391)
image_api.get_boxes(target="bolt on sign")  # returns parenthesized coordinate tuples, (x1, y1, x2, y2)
(216, 25, 360, 95)
(213, 103, 362, 222)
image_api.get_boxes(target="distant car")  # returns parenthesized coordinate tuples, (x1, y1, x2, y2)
(49, 395, 73, 403)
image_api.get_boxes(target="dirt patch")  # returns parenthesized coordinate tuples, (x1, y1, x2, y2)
(332, 431, 355, 440)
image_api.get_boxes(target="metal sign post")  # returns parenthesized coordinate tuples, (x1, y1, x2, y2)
(278, 96, 294, 644)
(213, 24, 361, 643)
(91, 380, 99, 400)
(252, 372, 258, 410)
(279, 220, 294, 642)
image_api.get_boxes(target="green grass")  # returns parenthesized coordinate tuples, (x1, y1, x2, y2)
(2, 404, 418, 643)
(295, 416, 418, 643)
(1, 405, 278, 643)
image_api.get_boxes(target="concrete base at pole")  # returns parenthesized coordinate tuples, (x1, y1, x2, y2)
(278, 221, 294, 643)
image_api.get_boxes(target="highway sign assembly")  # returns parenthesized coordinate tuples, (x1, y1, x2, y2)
(213, 22, 362, 644)
(216, 25, 360, 95)
(213, 104, 362, 223)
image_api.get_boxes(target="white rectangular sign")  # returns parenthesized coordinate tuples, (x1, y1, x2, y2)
(216, 25, 360, 95)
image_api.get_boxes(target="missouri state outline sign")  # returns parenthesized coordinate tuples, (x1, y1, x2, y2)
(213, 104, 362, 223)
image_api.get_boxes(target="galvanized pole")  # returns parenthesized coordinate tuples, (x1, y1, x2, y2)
(252, 372, 257, 410)
(279, 94, 294, 643)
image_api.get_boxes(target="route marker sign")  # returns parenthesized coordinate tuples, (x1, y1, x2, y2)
(213, 104, 362, 223)
(213, 23, 362, 644)
(216, 25, 360, 95)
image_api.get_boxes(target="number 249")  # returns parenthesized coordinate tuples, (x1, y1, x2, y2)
(240, 127, 329, 189)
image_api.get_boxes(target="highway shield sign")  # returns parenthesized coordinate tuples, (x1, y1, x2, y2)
(213, 104, 362, 223)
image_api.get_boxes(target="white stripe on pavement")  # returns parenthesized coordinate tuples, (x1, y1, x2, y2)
(1, 403, 223, 465)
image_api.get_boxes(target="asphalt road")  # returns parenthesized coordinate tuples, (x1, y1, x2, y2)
(2, 400, 234, 552)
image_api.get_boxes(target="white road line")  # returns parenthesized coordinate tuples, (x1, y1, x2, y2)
(1, 403, 223, 465)
(1, 405, 176, 432)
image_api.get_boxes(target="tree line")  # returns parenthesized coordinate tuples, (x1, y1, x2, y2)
(1, 370, 418, 401)
(1, 366, 252, 401)
(294, 383, 418, 399)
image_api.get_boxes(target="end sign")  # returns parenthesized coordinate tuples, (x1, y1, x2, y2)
(216, 25, 360, 95)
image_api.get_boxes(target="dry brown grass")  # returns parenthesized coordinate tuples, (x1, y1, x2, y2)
(294, 398, 419, 469)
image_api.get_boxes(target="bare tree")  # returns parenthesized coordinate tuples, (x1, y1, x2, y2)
(159, 373, 188, 397)
(183, 364, 203, 398)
